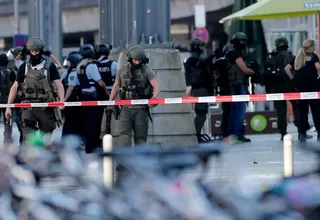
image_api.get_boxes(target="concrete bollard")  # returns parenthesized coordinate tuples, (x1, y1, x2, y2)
(283, 134, 294, 177)
(103, 134, 113, 188)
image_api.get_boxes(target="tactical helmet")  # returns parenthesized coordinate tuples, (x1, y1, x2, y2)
(222, 43, 234, 55)
(230, 32, 248, 44)
(26, 37, 45, 51)
(10, 46, 23, 58)
(190, 38, 205, 53)
(96, 43, 111, 57)
(80, 44, 95, 59)
(127, 46, 147, 61)
(66, 52, 83, 68)
(275, 37, 288, 48)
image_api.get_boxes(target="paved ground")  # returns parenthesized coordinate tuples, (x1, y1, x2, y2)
(1, 122, 318, 189)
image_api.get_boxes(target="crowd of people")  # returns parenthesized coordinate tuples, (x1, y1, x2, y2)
(0, 37, 159, 153)
(0, 33, 319, 152)
(185, 33, 320, 143)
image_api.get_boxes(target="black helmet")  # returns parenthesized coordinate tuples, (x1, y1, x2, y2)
(96, 44, 111, 57)
(10, 46, 23, 58)
(26, 37, 45, 51)
(222, 43, 234, 55)
(127, 46, 147, 60)
(66, 52, 83, 68)
(275, 37, 288, 49)
(0, 53, 8, 67)
(230, 32, 247, 44)
(190, 38, 205, 53)
(80, 44, 95, 59)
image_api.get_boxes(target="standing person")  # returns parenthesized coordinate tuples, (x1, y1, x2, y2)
(96, 43, 118, 141)
(226, 32, 255, 143)
(266, 37, 311, 141)
(0, 53, 17, 144)
(184, 38, 214, 143)
(284, 39, 320, 142)
(77, 44, 108, 153)
(5, 37, 64, 141)
(61, 52, 83, 137)
(109, 46, 160, 147)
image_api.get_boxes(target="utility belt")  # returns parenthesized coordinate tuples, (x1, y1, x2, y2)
(81, 91, 98, 99)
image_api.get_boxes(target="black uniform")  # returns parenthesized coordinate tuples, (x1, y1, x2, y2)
(292, 53, 320, 142)
(184, 38, 213, 143)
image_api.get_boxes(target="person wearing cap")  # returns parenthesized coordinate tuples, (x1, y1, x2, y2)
(109, 45, 159, 147)
(5, 37, 64, 142)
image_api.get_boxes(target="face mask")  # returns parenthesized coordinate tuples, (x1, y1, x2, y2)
(29, 53, 43, 66)
(234, 43, 246, 51)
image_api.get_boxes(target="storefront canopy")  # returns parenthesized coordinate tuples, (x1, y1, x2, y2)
(220, 0, 320, 23)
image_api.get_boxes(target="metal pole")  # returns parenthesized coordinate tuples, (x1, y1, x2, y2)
(14, 0, 20, 34)
(103, 134, 113, 188)
(131, 0, 138, 45)
(52, 0, 62, 62)
(283, 134, 294, 177)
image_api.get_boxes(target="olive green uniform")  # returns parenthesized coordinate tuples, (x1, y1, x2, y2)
(20, 59, 57, 139)
(115, 63, 155, 147)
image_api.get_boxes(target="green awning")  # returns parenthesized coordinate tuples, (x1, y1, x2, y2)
(220, 0, 320, 23)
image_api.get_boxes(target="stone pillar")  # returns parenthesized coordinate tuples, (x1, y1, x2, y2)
(111, 48, 197, 147)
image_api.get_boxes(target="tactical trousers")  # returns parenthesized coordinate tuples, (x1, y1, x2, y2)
(116, 107, 149, 147)
(79, 93, 101, 153)
(274, 100, 300, 135)
(21, 107, 56, 141)
(220, 87, 231, 137)
(100, 108, 113, 139)
(192, 87, 209, 137)
(62, 106, 82, 137)
(298, 99, 320, 134)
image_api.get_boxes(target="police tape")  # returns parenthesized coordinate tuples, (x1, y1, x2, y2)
(1, 92, 320, 108)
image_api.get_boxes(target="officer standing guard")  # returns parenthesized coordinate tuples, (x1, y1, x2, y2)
(96, 44, 118, 141)
(226, 32, 255, 143)
(109, 46, 160, 147)
(61, 52, 83, 137)
(184, 38, 214, 143)
(77, 44, 108, 153)
(5, 37, 65, 141)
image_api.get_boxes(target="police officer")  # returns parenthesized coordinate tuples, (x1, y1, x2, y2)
(226, 32, 255, 143)
(5, 48, 24, 144)
(285, 39, 320, 142)
(0, 53, 17, 144)
(266, 37, 311, 141)
(212, 43, 234, 138)
(96, 44, 118, 141)
(109, 46, 160, 147)
(184, 38, 214, 143)
(5, 37, 65, 141)
(77, 44, 108, 153)
(61, 52, 83, 137)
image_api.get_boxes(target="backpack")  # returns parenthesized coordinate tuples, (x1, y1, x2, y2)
(0, 68, 14, 103)
(266, 50, 294, 78)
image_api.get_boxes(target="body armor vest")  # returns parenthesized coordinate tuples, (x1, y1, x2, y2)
(227, 50, 247, 86)
(119, 64, 152, 100)
(184, 55, 207, 89)
(22, 59, 54, 102)
(97, 57, 114, 87)
(77, 59, 96, 90)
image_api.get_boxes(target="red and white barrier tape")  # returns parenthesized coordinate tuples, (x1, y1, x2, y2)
(2, 92, 320, 108)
